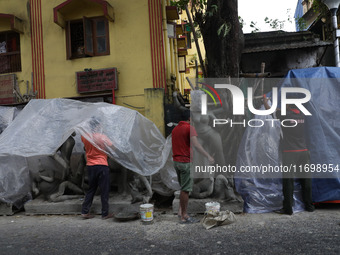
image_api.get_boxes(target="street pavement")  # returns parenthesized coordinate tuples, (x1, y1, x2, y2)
(0, 204, 339, 255)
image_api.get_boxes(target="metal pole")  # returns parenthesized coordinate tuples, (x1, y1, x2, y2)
(331, 8, 340, 67)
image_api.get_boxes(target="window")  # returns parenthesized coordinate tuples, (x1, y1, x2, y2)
(66, 16, 109, 59)
(0, 31, 21, 74)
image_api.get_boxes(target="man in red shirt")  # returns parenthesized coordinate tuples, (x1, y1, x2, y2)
(172, 110, 214, 224)
(81, 118, 114, 220)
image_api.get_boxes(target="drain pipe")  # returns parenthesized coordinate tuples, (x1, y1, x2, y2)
(162, 0, 171, 81)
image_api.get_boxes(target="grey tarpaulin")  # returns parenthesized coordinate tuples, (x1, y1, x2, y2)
(0, 98, 179, 204)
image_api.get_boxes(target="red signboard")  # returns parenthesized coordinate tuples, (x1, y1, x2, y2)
(76, 68, 118, 94)
(0, 74, 16, 105)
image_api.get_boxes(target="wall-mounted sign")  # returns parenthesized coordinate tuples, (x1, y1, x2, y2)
(76, 68, 118, 94)
(0, 74, 16, 105)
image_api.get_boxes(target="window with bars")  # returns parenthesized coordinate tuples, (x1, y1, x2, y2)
(0, 31, 21, 74)
(66, 16, 110, 59)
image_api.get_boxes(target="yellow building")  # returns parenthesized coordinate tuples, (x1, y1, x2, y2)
(0, 0, 198, 135)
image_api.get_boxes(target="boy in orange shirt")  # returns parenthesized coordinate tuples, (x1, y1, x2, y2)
(81, 118, 114, 220)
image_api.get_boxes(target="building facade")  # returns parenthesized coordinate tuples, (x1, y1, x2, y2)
(0, 0, 194, 135)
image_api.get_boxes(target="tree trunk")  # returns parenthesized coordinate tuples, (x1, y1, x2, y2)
(193, 0, 245, 166)
(198, 0, 243, 78)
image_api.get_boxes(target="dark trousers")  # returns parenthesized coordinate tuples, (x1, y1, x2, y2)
(81, 165, 110, 217)
(282, 151, 314, 214)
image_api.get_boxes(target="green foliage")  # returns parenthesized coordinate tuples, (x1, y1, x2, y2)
(294, 0, 328, 31)
(264, 17, 284, 30)
(171, 0, 206, 10)
(170, 0, 182, 7)
(286, 8, 293, 24)
(296, 16, 307, 31)
(250, 21, 260, 33)
(311, 0, 327, 14)
(171, 1, 238, 38)
(239, 16, 244, 29)
(217, 22, 231, 37)
(206, 4, 218, 17)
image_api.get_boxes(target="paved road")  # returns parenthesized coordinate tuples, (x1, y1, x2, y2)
(0, 204, 339, 255)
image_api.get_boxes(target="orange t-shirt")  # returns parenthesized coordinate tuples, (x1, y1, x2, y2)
(81, 133, 112, 166)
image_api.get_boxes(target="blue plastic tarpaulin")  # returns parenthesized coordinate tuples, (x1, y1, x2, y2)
(236, 67, 340, 213)
(281, 67, 340, 202)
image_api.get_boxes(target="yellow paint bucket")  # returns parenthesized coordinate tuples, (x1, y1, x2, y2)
(140, 203, 154, 222)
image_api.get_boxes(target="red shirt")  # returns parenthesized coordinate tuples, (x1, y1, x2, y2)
(171, 121, 197, 163)
(81, 133, 112, 166)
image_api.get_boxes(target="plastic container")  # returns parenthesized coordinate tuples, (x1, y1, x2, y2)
(205, 202, 220, 214)
(140, 203, 154, 222)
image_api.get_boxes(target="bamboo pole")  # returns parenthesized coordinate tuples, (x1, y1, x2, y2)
(185, 5, 207, 78)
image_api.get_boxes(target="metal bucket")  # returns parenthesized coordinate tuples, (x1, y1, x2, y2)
(140, 203, 154, 222)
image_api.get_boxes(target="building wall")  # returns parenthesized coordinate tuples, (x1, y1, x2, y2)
(241, 46, 333, 77)
(1, 0, 203, 136)
(0, 0, 33, 97)
(45, 0, 154, 113)
(0, 0, 157, 116)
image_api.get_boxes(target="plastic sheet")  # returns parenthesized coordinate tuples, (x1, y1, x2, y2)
(0, 156, 31, 205)
(0, 106, 15, 134)
(280, 67, 340, 202)
(0, 98, 178, 203)
(235, 108, 304, 213)
(235, 67, 340, 213)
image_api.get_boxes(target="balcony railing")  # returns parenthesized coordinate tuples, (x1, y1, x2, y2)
(0, 51, 21, 74)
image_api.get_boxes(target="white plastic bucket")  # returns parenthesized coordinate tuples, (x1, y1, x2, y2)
(205, 202, 220, 214)
(140, 203, 154, 222)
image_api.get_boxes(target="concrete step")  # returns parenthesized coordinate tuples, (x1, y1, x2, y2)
(0, 203, 14, 216)
(24, 195, 141, 216)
